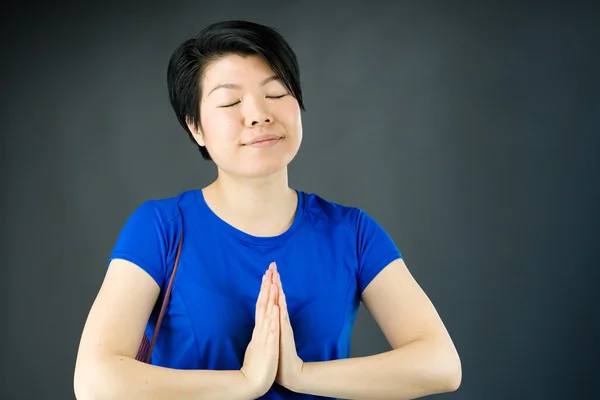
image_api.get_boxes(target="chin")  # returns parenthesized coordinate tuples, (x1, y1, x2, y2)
(243, 154, 296, 178)
(215, 145, 299, 178)
(245, 162, 290, 178)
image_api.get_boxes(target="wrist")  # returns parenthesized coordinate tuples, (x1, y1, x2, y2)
(237, 369, 266, 400)
(286, 361, 308, 393)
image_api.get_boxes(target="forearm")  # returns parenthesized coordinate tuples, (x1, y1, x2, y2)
(292, 338, 461, 400)
(74, 354, 254, 400)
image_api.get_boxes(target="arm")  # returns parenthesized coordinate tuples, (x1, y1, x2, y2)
(293, 259, 461, 400)
(73, 259, 255, 400)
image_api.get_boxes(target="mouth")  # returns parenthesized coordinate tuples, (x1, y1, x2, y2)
(244, 135, 282, 146)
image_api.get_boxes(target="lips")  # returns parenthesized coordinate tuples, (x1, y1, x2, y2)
(245, 134, 281, 145)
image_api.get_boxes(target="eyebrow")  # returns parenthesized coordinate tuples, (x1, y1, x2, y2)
(207, 75, 280, 97)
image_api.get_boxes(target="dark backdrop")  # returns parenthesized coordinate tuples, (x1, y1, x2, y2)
(2, 1, 599, 399)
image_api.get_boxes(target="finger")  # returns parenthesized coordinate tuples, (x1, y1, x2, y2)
(255, 273, 268, 321)
(271, 267, 282, 301)
(257, 273, 267, 306)
(268, 263, 276, 283)
(267, 304, 280, 346)
(268, 269, 280, 305)
(274, 271, 287, 311)
(277, 277, 290, 323)
(271, 273, 288, 334)
(261, 283, 277, 340)
(263, 282, 275, 328)
(252, 274, 267, 340)
(274, 268, 282, 289)
(265, 266, 273, 283)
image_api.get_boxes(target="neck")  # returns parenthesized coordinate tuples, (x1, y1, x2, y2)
(203, 168, 298, 236)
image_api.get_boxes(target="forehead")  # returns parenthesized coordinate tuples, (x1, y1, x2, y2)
(202, 54, 275, 85)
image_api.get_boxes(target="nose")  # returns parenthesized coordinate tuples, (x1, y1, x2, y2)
(244, 96, 273, 127)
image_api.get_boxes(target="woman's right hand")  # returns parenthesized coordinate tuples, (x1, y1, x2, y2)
(240, 267, 280, 397)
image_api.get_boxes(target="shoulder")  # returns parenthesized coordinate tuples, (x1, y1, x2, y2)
(110, 189, 200, 278)
(301, 191, 365, 232)
(132, 189, 199, 225)
(300, 191, 394, 244)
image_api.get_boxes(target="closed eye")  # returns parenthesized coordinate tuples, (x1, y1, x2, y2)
(219, 94, 287, 108)
(219, 101, 241, 108)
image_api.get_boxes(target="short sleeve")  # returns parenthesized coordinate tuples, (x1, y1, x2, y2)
(108, 200, 178, 289)
(356, 209, 402, 293)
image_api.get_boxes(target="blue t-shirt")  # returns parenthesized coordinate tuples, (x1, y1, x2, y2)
(109, 189, 402, 399)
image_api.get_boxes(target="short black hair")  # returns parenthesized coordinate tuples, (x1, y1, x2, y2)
(167, 20, 305, 161)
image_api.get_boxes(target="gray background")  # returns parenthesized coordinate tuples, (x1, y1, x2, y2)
(2, 1, 599, 399)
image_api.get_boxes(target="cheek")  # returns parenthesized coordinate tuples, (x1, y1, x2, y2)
(279, 103, 302, 130)
(202, 113, 238, 146)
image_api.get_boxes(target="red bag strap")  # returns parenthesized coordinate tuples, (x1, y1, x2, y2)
(143, 229, 184, 363)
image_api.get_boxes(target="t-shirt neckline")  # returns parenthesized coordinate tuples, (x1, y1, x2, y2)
(195, 188, 306, 246)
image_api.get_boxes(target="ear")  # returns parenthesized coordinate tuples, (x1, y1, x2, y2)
(186, 116, 205, 147)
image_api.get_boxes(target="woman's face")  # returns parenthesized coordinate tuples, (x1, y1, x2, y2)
(191, 53, 303, 179)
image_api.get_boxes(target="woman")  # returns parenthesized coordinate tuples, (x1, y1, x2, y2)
(74, 20, 461, 400)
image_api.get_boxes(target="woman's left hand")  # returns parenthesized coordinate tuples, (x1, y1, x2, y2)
(268, 262, 305, 391)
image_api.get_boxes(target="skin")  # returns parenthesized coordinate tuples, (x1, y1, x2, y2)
(73, 53, 461, 400)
